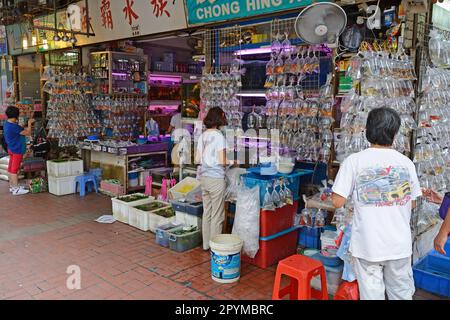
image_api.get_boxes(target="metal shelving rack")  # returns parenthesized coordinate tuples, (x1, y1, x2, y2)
(90, 51, 148, 96)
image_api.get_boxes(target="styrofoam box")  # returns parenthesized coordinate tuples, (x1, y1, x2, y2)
(47, 160, 84, 178)
(111, 194, 155, 224)
(176, 211, 203, 230)
(48, 175, 77, 196)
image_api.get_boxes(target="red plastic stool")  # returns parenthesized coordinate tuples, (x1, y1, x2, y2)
(272, 254, 328, 300)
(334, 281, 359, 300)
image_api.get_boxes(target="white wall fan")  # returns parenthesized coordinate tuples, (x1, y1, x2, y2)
(294, 2, 348, 48)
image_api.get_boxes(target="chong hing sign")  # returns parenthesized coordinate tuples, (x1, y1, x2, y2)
(185, 0, 323, 26)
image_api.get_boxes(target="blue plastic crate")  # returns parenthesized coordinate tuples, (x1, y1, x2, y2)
(298, 226, 323, 250)
(430, 238, 450, 258)
(413, 254, 450, 298)
(243, 169, 313, 206)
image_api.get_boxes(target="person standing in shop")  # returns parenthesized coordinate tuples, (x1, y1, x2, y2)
(167, 105, 183, 164)
(195, 107, 228, 251)
(331, 107, 422, 300)
(167, 105, 182, 142)
(422, 189, 450, 255)
(3, 106, 34, 196)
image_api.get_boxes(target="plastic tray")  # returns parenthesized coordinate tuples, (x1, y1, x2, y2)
(171, 200, 187, 213)
(48, 175, 77, 196)
(155, 222, 183, 248)
(242, 169, 313, 206)
(185, 202, 203, 216)
(111, 194, 154, 224)
(242, 227, 299, 269)
(148, 206, 176, 233)
(47, 159, 83, 178)
(168, 227, 202, 253)
(413, 254, 450, 298)
(168, 177, 201, 200)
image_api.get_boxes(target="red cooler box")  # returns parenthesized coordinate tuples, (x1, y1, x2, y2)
(260, 201, 298, 237)
(243, 227, 299, 269)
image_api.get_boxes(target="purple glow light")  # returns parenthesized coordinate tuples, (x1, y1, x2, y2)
(148, 105, 179, 111)
(112, 72, 128, 76)
(149, 74, 182, 83)
(236, 92, 266, 97)
(234, 47, 272, 55)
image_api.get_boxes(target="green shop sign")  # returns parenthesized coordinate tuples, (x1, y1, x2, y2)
(185, 0, 326, 26)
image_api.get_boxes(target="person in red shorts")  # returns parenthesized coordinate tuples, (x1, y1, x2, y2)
(4, 106, 34, 195)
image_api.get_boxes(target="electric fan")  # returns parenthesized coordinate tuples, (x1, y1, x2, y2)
(294, 2, 348, 47)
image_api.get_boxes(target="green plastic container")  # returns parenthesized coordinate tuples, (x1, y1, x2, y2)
(168, 226, 202, 252)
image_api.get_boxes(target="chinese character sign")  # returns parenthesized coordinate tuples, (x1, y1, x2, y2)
(150, 0, 171, 18)
(60, 0, 188, 47)
(100, 0, 114, 29)
(123, 0, 139, 26)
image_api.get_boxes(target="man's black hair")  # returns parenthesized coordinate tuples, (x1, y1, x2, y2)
(5, 106, 20, 119)
(366, 107, 401, 146)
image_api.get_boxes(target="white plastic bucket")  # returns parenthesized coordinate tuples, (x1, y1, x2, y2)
(210, 234, 243, 284)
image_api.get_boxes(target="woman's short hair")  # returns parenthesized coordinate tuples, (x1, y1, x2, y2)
(366, 107, 401, 146)
(204, 107, 228, 129)
(5, 106, 20, 119)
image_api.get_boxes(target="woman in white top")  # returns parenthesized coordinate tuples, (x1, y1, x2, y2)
(196, 107, 228, 251)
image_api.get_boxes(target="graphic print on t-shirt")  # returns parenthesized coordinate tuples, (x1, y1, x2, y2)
(355, 166, 412, 207)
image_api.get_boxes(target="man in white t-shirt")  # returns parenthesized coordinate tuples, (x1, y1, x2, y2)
(167, 105, 182, 143)
(332, 107, 422, 300)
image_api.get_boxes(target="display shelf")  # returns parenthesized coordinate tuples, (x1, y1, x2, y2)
(90, 51, 148, 96)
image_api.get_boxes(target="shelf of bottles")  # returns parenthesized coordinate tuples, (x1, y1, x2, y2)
(90, 51, 148, 95)
(90, 52, 149, 141)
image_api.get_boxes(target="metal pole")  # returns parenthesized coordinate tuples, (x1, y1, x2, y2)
(85, 0, 90, 37)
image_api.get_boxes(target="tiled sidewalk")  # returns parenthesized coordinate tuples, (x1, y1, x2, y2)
(0, 182, 446, 300)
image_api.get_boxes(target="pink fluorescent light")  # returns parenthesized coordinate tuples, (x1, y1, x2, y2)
(149, 74, 182, 83)
(236, 92, 266, 97)
(234, 47, 272, 55)
(148, 105, 179, 111)
(112, 72, 128, 76)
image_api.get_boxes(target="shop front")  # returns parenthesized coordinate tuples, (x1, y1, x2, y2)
(1, 0, 449, 300)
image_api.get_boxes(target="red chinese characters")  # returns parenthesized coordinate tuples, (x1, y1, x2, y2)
(150, 0, 171, 18)
(82, 7, 92, 32)
(123, 0, 139, 26)
(101, 0, 114, 30)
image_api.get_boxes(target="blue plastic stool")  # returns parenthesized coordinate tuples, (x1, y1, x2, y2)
(75, 174, 99, 197)
(89, 168, 103, 185)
